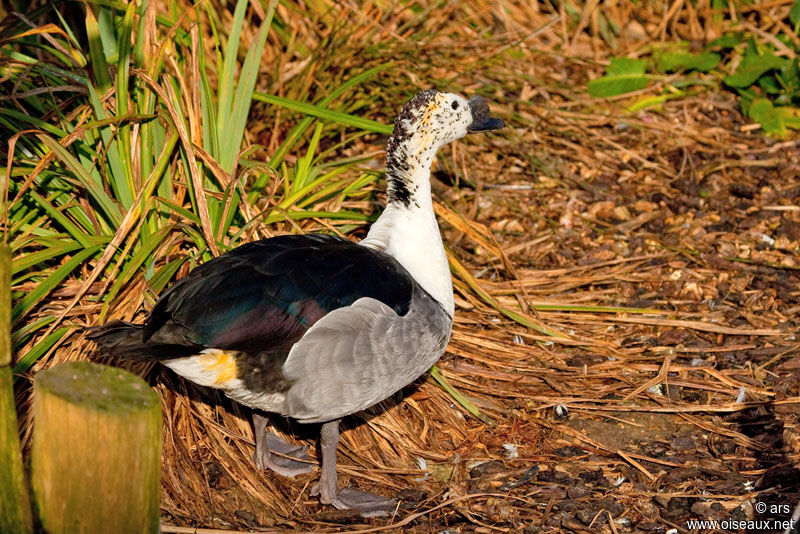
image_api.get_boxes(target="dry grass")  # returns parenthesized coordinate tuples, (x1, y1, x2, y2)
(11, 0, 800, 531)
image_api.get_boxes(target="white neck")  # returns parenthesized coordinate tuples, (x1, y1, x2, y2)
(361, 164, 454, 317)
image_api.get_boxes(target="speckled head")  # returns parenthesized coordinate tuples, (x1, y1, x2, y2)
(390, 90, 504, 149)
(386, 90, 504, 206)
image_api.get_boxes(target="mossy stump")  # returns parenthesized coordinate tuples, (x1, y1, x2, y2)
(0, 245, 34, 534)
(32, 362, 161, 534)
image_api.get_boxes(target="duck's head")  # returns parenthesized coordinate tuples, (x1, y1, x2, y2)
(386, 89, 504, 205)
(389, 89, 504, 150)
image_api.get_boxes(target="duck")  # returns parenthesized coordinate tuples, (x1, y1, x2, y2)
(88, 89, 504, 515)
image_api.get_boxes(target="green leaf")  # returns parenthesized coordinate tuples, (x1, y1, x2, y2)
(748, 98, 782, 134)
(707, 34, 742, 50)
(86, 84, 133, 210)
(777, 59, 800, 98)
(724, 50, 788, 88)
(588, 57, 650, 98)
(247, 62, 393, 205)
(294, 122, 324, 191)
(261, 209, 371, 225)
(264, 63, 394, 168)
(113, 1, 136, 204)
(655, 52, 720, 73)
(758, 75, 782, 94)
(784, 109, 800, 129)
(607, 57, 646, 76)
(96, 7, 118, 60)
(790, 0, 800, 27)
(11, 316, 58, 347)
(0, 108, 69, 137)
(747, 98, 800, 136)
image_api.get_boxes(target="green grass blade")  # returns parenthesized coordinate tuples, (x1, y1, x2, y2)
(38, 134, 123, 226)
(216, 0, 249, 136)
(113, 0, 136, 204)
(133, 0, 147, 68)
(531, 303, 662, 314)
(340, 172, 378, 196)
(154, 198, 202, 224)
(96, 7, 118, 60)
(12, 244, 104, 322)
(198, 28, 219, 159)
(275, 165, 349, 209)
(26, 191, 94, 249)
(148, 256, 189, 293)
(430, 365, 494, 425)
(100, 225, 173, 320)
(0, 108, 69, 137)
(252, 93, 393, 135)
(116, 1, 134, 113)
(219, 0, 277, 172)
(11, 316, 58, 346)
(84, 6, 111, 92)
(262, 209, 370, 225)
(446, 248, 566, 338)
(86, 83, 132, 210)
(262, 63, 394, 172)
(294, 122, 325, 191)
(13, 327, 74, 377)
(12, 240, 83, 272)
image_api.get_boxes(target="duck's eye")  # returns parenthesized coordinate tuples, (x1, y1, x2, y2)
(451, 101, 459, 110)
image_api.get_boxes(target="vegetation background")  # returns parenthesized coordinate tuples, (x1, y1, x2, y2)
(2, 0, 799, 531)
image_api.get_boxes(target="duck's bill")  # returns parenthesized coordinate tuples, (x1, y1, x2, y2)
(467, 95, 505, 133)
(467, 116, 505, 132)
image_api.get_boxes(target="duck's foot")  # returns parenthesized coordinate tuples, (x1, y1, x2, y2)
(252, 412, 314, 477)
(312, 483, 398, 517)
(313, 419, 398, 517)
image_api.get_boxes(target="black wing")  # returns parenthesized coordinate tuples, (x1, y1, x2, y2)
(143, 234, 414, 355)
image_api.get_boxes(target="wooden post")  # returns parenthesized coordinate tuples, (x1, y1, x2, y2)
(0, 245, 34, 534)
(32, 361, 161, 534)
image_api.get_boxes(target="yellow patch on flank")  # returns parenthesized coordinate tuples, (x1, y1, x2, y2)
(197, 351, 238, 385)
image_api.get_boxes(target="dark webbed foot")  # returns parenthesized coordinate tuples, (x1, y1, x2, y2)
(314, 420, 398, 517)
(312, 483, 398, 517)
(252, 412, 314, 477)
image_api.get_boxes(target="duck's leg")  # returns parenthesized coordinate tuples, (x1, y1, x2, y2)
(311, 419, 398, 517)
(252, 412, 314, 477)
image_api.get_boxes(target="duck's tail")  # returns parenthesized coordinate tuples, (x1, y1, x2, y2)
(86, 320, 193, 360)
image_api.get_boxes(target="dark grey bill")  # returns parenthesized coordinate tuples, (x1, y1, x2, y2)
(467, 95, 505, 133)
